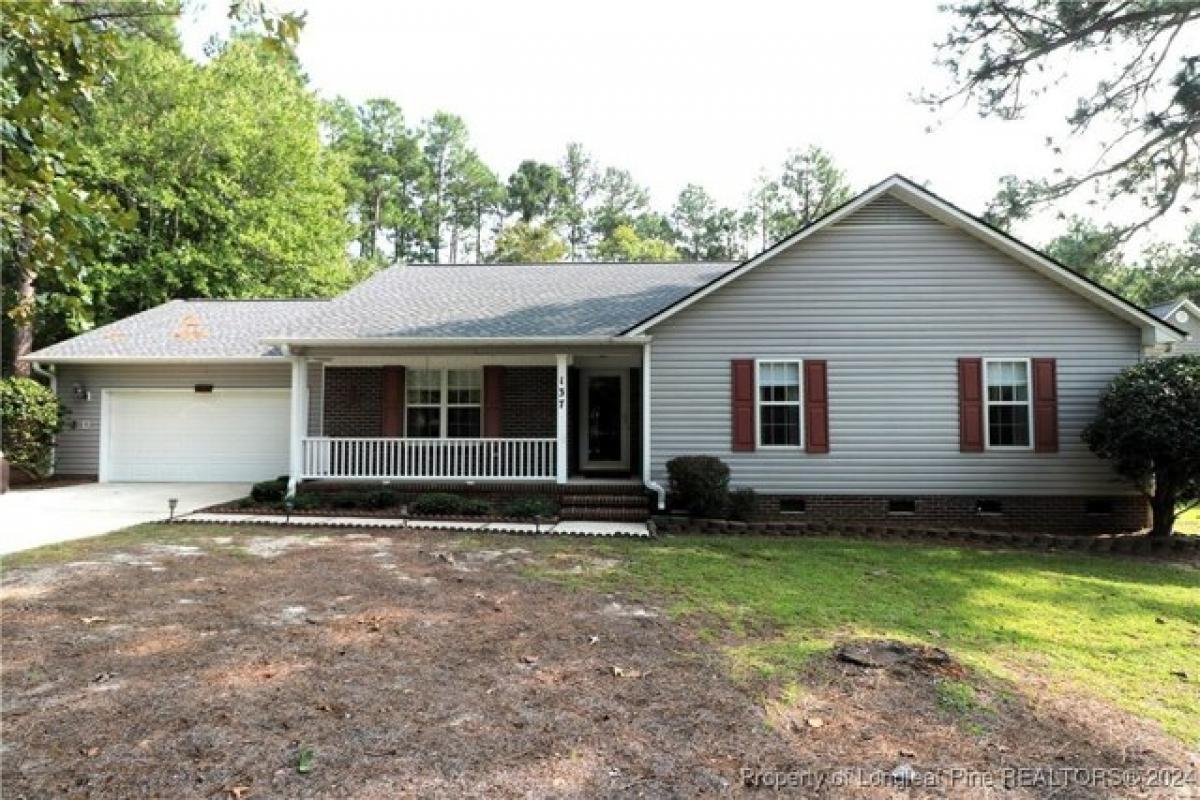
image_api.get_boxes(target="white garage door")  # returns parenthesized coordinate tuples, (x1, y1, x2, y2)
(103, 389, 291, 482)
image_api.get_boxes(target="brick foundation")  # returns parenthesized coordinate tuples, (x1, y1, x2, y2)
(733, 493, 1149, 536)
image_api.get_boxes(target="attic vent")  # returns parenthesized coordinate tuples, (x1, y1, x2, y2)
(173, 312, 209, 341)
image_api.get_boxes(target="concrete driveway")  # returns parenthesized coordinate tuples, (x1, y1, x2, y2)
(0, 482, 249, 556)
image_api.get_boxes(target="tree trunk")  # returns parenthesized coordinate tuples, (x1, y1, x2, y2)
(10, 267, 35, 377)
(1149, 481, 1176, 538)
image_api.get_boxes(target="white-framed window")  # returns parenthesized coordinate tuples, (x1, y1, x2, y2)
(984, 358, 1033, 449)
(405, 368, 482, 438)
(756, 360, 803, 448)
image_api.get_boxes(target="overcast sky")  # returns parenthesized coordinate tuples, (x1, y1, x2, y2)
(180, 0, 1186, 249)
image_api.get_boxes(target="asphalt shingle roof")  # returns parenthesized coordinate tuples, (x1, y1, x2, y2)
(26, 299, 329, 360)
(281, 262, 735, 340)
(26, 262, 736, 360)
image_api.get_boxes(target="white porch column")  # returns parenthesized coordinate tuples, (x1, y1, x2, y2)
(555, 353, 569, 484)
(287, 356, 309, 496)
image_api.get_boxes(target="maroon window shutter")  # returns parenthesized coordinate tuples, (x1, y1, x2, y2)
(958, 358, 984, 453)
(804, 360, 829, 453)
(382, 366, 405, 436)
(1032, 358, 1058, 453)
(483, 366, 504, 437)
(731, 359, 755, 452)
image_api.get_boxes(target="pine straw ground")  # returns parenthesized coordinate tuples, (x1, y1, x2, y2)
(1, 526, 1196, 799)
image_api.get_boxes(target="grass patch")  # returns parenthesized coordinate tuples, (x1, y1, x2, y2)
(1176, 506, 1200, 535)
(0, 524, 217, 571)
(539, 534, 1200, 744)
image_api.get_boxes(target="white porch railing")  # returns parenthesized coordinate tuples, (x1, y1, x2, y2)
(300, 437, 558, 481)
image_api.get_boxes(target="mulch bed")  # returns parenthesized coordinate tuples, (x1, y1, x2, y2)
(200, 501, 557, 524)
(1, 529, 1193, 798)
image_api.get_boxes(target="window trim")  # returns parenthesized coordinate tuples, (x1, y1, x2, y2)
(403, 367, 484, 440)
(983, 357, 1034, 451)
(754, 358, 805, 450)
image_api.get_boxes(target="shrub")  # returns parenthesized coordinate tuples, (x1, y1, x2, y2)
(728, 487, 759, 522)
(502, 496, 558, 518)
(291, 493, 323, 511)
(363, 489, 400, 510)
(1083, 354, 1200, 538)
(410, 492, 464, 515)
(251, 478, 287, 503)
(458, 497, 491, 516)
(329, 491, 364, 510)
(0, 377, 67, 479)
(666, 455, 731, 517)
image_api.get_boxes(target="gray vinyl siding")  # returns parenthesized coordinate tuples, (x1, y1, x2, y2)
(1168, 315, 1200, 356)
(54, 363, 291, 475)
(648, 194, 1144, 496)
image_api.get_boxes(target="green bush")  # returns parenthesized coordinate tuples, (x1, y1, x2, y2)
(728, 487, 759, 522)
(0, 377, 66, 479)
(251, 479, 287, 503)
(291, 493, 323, 511)
(458, 497, 491, 516)
(1083, 354, 1200, 538)
(666, 455, 731, 517)
(409, 492, 491, 516)
(410, 492, 464, 515)
(329, 491, 364, 510)
(502, 496, 558, 518)
(363, 489, 400, 510)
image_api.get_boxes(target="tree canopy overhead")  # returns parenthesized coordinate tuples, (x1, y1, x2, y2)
(924, 1, 1200, 242)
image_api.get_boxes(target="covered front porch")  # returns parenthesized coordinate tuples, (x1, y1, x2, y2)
(286, 346, 645, 487)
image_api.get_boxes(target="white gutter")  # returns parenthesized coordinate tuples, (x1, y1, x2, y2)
(641, 342, 665, 510)
(29, 362, 58, 476)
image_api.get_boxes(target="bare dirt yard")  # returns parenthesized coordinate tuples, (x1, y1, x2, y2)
(2, 525, 1197, 798)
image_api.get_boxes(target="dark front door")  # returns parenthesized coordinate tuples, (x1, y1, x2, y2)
(579, 369, 628, 471)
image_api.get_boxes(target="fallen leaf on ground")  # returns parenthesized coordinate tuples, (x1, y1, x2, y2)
(228, 785, 251, 799)
(79, 616, 107, 625)
(521, 654, 539, 665)
(612, 666, 643, 679)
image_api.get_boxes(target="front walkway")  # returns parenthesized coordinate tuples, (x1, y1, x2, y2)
(0, 482, 250, 555)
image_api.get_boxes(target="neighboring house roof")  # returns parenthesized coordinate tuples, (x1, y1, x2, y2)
(1149, 296, 1200, 326)
(624, 175, 1186, 346)
(271, 261, 736, 342)
(25, 299, 328, 362)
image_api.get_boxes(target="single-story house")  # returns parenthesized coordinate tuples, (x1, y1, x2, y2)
(25, 176, 1189, 533)
(1149, 296, 1200, 356)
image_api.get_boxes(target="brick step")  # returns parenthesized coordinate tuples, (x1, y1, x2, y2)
(560, 506, 650, 522)
(561, 494, 648, 507)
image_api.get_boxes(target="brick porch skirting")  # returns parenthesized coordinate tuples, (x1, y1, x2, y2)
(735, 494, 1149, 536)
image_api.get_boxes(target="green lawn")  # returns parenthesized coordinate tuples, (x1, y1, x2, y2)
(547, 535, 1200, 744)
(1177, 506, 1200, 535)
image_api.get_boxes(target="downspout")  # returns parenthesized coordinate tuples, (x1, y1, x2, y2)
(30, 361, 58, 477)
(641, 341, 665, 510)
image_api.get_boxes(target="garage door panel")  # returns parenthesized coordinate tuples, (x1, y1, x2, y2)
(105, 390, 290, 482)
